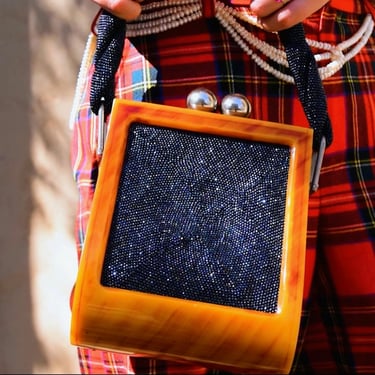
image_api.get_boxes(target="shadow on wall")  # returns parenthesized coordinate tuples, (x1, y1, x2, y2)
(0, 0, 97, 373)
(0, 1, 39, 373)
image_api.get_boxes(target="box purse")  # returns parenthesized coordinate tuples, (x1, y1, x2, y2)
(71, 6, 332, 374)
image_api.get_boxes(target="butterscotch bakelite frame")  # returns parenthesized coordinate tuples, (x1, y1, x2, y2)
(71, 99, 313, 374)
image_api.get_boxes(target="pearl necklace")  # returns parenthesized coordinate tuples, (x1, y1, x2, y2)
(127, 0, 203, 36)
(216, 4, 374, 82)
(126, 0, 374, 83)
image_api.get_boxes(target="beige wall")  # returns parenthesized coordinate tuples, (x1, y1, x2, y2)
(0, 1, 97, 373)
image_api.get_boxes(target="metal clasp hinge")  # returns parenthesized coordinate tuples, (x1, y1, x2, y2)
(97, 98, 107, 158)
(310, 136, 326, 193)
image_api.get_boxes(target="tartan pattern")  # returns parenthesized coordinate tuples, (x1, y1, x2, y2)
(70, 0, 375, 373)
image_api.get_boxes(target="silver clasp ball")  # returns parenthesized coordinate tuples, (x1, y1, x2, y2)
(186, 88, 218, 112)
(221, 93, 252, 117)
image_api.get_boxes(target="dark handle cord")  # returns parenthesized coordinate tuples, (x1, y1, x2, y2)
(279, 23, 333, 151)
(89, 11, 333, 153)
(90, 10, 126, 116)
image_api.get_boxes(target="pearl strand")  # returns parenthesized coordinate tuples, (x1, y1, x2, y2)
(69, 33, 97, 129)
(216, 3, 374, 82)
(127, 4, 202, 36)
(215, 5, 293, 83)
(316, 14, 374, 79)
(127, 0, 202, 36)
(140, 0, 200, 12)
(216, 3, 288, 67)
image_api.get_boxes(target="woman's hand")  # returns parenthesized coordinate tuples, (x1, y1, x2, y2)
(249, 0, 330, 31)
(90, 0, 143, 21)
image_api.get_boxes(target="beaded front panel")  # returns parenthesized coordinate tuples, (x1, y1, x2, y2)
(101, 123, 290, 313)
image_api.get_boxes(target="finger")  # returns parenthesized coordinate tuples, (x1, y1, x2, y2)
(250, 0, 291, 19)
(91, 0, 143, 21)
(251, 0, 329, 32)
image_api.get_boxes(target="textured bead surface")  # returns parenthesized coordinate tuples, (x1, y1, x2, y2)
(101, 122, 291, 313)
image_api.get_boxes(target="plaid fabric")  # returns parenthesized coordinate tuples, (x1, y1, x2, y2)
(70, 0, 375, 373)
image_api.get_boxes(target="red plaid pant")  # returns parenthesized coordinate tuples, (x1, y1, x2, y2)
(70, 1, 375, 373)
